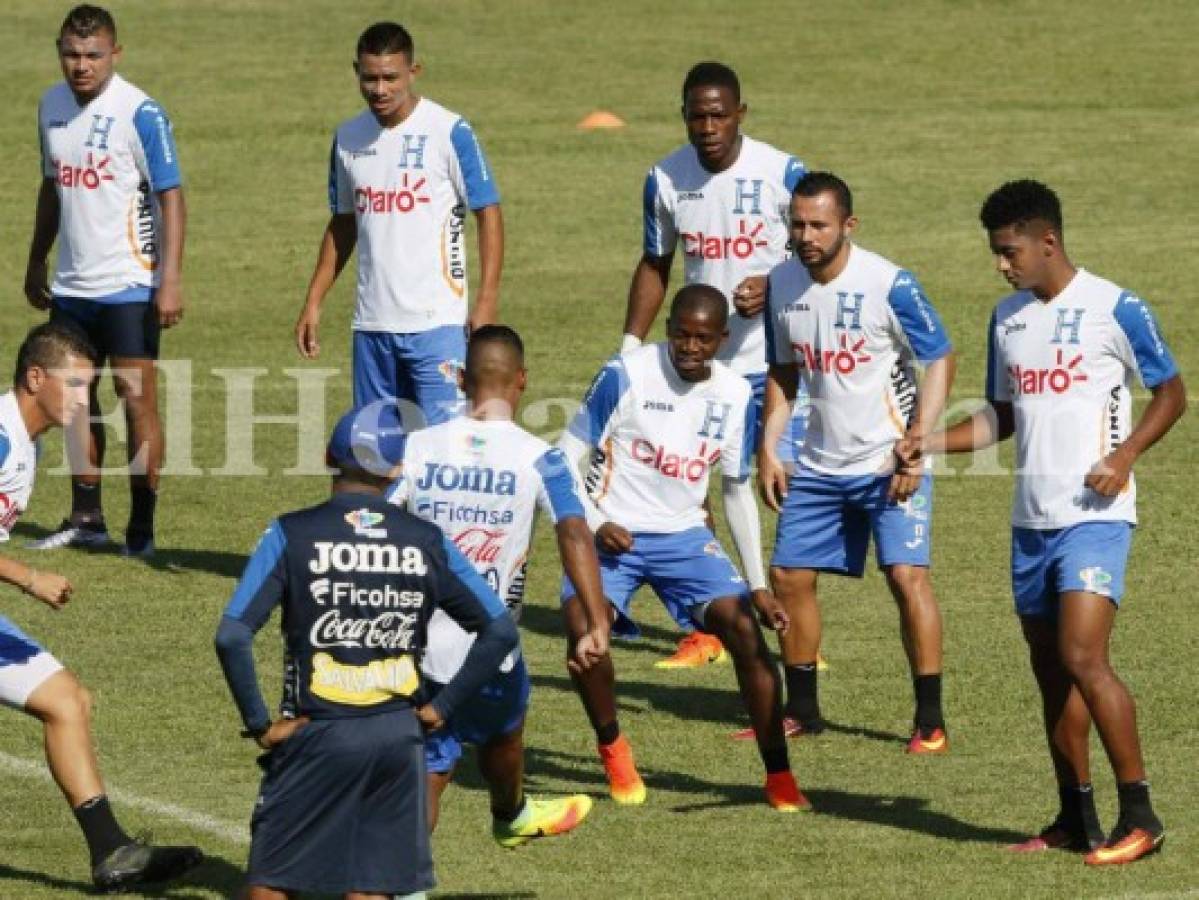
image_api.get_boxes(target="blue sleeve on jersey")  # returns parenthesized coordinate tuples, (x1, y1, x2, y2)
(886, 271, 953, 363)
(132, 100, 182, 192)
(783, 155, 807, 193)
(535, 447, 586, 523)
(642, 169, 670, 256)
(223, 521, 287, 628)
(1112, 292, 1179, 388)
(984, 308, 1002, 402)
(0, 428, 10, 469)
(214, 617, 270, 733)
(450, 119, 500, 210)
(568, 359, 630, 445)
(327, 137, 340, 213)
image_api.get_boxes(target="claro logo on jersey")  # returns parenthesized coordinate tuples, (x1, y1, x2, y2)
(1007, 350, 1087, 395)
(355, 173, 431, 214)
(792, 333, 872, 374)
(631, 438, 719, 483)
(52, 152, 114, 190)
(308, 542, 428, 575)
(0, 493, 18, 533)
(681, 220, 767, 260)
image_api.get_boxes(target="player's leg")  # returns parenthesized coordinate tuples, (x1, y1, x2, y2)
(351, 331, 403, 410)
(767, 565, 824, 735)
(404, 324, 466, 426)
(421, 705, 461, 831)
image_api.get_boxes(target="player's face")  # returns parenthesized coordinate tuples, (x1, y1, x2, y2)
(355, 52, 421, 124)
(683, 86, 745, 172)
(988, 225, 1050, 292)
(790, 191, 856, 273)
(57, 30, 121, 103)
(33, 353, 95, 428)
(666, 309, 727, 382)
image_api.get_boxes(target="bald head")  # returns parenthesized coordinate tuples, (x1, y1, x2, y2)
(464, 324, 525, 393)
(668, 284, 728, 329)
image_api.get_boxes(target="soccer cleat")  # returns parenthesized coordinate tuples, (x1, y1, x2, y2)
(599, 735, 646, 805)
(730, 716, 826, 741)
(764, 771, 811, 812)
(1084, 824, 1165, 866)
(906, 726, 949, 754)
(816, 653, 830, 672)
(92, 840, 203, 892)
(26, 519, 111, 551)
(493, 794, 594, 848)
(1007, 820, 1103, 853)
(655, 632, 727, 669)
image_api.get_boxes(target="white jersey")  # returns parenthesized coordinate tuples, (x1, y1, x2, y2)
(766, 245, 953, 476)
(986, 269, 1179, 529)
(329, 98, 500, 334)
(0, 393, 37, 542)
(38, 74, 182, 301)
(564, 343, 754, 533)
(643, 136, 805, 375)
(387, 417, 584, 683)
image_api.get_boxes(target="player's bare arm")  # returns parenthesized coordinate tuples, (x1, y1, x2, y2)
(0, 556, 72, 610)
(468, 204, 503, 333)
(595, 521, 634, 555)
(295, 213, 357, 358)
(154, 187, 186, 328)
(732, 274, 767, 318)
(889, 351, 957, 502)
(254, 716, 310, 750)
(622, 253, 673, 345)
(918, 399, 1015, 463)
(556, 516, 611, 673)
(757, 363, 797, 512)
(24, 178, 60, 311)
(1085, 373, 1186, 497)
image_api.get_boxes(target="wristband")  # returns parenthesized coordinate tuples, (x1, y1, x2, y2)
(619, 334, 642, 353)
(241, 722, 271, 741)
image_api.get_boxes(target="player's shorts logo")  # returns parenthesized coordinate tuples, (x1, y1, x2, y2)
(438, 359, 463, 385)
(1079, 566, 1113, 595)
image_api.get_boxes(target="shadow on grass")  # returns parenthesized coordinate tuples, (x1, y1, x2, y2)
(0, 849, 245, 898)
(529, 672, 744, 726)
(518, 603, 684, 657)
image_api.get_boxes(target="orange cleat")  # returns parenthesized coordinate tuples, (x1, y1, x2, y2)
(906, 726, 949, 755)
(1007, 822, 1101, 853)
(655, 632, 727, 669)
(599, 735, 646, 805)
(1084, 826, 1164, 866)
(764, 771, 811, 812)
(730, 716, 825, 741)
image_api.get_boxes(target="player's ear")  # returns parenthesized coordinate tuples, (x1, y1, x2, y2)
(23, 364, 46, 394)
(737, 102, 748, 122)
(111, 43, 123, 63)
(844, 214, 859, 235)
(516, 368, 528, 391)
(409, 59, 423, 78)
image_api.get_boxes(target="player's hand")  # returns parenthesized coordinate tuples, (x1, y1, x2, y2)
(732, 275, 767, 318)
(295, 303, 321, 359)
(256, 716, 309, 750)
(888, 437, 924, 502)
(24, 260, 52, 311)
(750, 588, 789, 634)
(595, 522, 634, 555)
(567, 626, 611, 675)
(758, 451, 788, 513)
(28, 571, 73, 610)
(416, 704, 445, 732)
(155, 280, 184, 328)
(893, 434, 923, 470)
(1084, 446, 1135, 497)
(467, 289, 499, 336)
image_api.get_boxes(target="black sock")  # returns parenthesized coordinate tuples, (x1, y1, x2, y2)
(761, 746, 790, 775)
(784, 664, 820, 723)
(1058, 782, 1103, 842)
(596, 720, 619, 746)
(913, 673, 944, 732)
(70, 482, 103, 523)
(128, 484, 157, 538)
(1116, 780, 1162, 832)
(492, 795, 526, 824)
(73, 795, 130, 866)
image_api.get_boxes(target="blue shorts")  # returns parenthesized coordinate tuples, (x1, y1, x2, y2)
(51, 295, 160, 361)
(248, 711, 432, 895)
(1011, 522, 1133, 618)
(744, 371, 809, 459)
(424, 656, 530, 775)
(771, 467, 933, 576)
(561, 526, 750, 639)
(352, 325, 466, 426)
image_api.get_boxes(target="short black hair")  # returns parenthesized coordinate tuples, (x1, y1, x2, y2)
(980, 179, 1063, 235)
(793, 171, 853, 217)
(60, 4, 117, 41)
(669, 284, 728, 328)
(466, 324, 525, 371)
(357, 21, 414, 59)
(682, 61, 740, 104)
(14, 322, 97, 387)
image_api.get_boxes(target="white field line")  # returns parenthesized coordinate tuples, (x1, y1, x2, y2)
(0, 750, 248, 846)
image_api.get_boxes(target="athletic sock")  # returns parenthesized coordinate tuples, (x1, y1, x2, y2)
(128, 484, 157, 540)
(784, 663, 820, 723)
(595, 721, 620, 747)
(493, 796, 527, 825)
(70, 482, 103, 523)
(73, 795, 131, 866)
(913, 673, 944, 732)
(1116, 780, 1163, 833)
(1058, 782, 1103, 843)
(761, 746, 790, 775)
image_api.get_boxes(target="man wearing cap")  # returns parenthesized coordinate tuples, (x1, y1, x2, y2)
(215, 406, 518, 900)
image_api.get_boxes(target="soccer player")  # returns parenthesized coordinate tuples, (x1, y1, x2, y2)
(620, 60, 811, 671)
(917, 180, 1185, 865)
(1, 323, 201, 891)
(295, 20, 503, 428)
(559, 285, 807, 812)
(215, 407, 519, 898)
(760, 172, 956, 751)
(386, 324, 609, 845)
(24, 4, 187, 558)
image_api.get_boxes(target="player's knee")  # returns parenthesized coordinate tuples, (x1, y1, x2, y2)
(37, 675, 93, 726)
(770, 565, 814, 598)
(885, 564, 929, 597)
(713, 606, 761, 657)
(1058, 640, 1108, 685)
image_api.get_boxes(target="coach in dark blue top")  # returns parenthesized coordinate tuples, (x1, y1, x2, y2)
(215, 404, 518, 899)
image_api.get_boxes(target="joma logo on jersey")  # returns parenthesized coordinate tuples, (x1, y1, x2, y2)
(309, 542, 428, 575)
(681, 220, 767, 260)
(355, 174, 431, 215)
(415, 462, 517, 495)
(1007, 350, 1087, 395)
(631, 438, 719, 483)
(53, 152, 114, 190)
(793, 333, 872, 374)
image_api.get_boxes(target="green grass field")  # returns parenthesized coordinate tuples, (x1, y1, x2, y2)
(1, 1, 1197, 897)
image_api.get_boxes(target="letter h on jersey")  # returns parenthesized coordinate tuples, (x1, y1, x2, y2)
(835, 292, 865, 331)
(698, 401, 733, 440)
(1050, 308, 1085, 345)
(85, 115, 116, 150)
(732, 178, 763, 215)
(396, 134, 429, 170)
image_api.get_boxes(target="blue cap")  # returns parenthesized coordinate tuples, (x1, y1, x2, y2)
(326, 403, 407, 475)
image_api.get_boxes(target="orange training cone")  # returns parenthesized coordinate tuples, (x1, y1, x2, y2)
(577, 110, 626, 130)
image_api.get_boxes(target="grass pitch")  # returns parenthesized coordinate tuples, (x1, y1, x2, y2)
(1, 1, 1196, 897)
